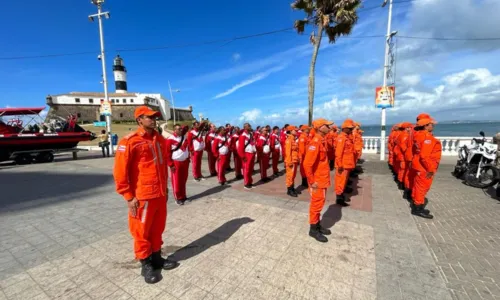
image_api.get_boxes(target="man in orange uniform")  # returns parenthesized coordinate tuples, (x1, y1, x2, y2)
(298, 125, 311, 188)
(393, 122, 411, 190)
(113, 106, 179, 284)
(391, 124, 403, 180)
(334, 120, 356, 206)
(285, 125, 299, 197)
(326, 126, 337, 171)
(303, 118, 333, 243)
(388, 125, 396, 170)
(411, 118, 441, 219)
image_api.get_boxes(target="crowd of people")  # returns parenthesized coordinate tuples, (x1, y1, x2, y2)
(112, 106, 442, 284)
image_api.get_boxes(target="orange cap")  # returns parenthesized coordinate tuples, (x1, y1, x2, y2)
(312, 118, 333, 129)
(300, 125, 311, 131)
(286, 125, 298, 131)
(417, 113, 431, 121)
(134, 106, 161, 119)
(399, 122, 413, 129)
(416, 118, 437, 126)
(342, 120, 355, 128)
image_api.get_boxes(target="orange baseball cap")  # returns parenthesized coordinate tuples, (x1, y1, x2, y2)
(300, 125, 311, 131)
(342, 120, 355, 128)
(134, 106, 161, 119)
(416, 118, 437, 126)
(286, 125, 298, 131)
(399, 122, 413, 128)
(312, 118, 333, 129)
(416, 113, 431, 121)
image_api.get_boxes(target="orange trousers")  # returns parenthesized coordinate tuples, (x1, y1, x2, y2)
(309, 188, 326, 224)
(285, 163, 298, 187)
(129, 197, 167, 260)
(393, 158, 400, 175)
(299, 161, 306, 179)
(397, 161, 406, 183)
(388, 151, 394, 166)
(407, 167, 416, 190)
(404, 161, 412, 189)
(335, 168, 352, 195)
(411, 171, 433, 205)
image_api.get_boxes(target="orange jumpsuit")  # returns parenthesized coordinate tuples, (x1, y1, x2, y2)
(285, 134, 299, 187)
(408, 130, 426, 191)
(411, 131, 442, 205)
(334, 132, 356, 195)
(392, 130, 402, 175)
(353, 129, 363, 162)
(395, 130, 409, 183)
(303, 134, 330, 224)
(113, 127, 168, 260)
(326, 131, 336, 162)
(403, 127, 415, 189)
(298, 132, 310, 179)
(388, 127, 397, 166)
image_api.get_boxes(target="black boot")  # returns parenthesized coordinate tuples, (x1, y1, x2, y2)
(309, 224, 328, 243)
(403, 189, 412, 201)
(140, 255, 161, 284)
(336, 194, 349, 206)
(152, 251, 179, 271)
(344, 187, 353, 194)
(292, 185, 301, 195)
(347, 180, 353, 185)
(287, 187, 298, 197)
(397, 182, 404, 190)
(317, 222, 331, 235)
(301, 178, 308, 188)
(329, 160, 334, 171)
(411, 205, 433, 219)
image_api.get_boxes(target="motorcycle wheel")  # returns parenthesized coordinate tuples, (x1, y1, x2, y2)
(464, 165, 500, 189)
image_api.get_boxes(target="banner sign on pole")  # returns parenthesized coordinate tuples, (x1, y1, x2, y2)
(100, 99, 112, 116)
(375, 86, 395, 108)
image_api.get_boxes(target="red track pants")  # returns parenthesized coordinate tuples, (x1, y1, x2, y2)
(242, 152, 255, 186)
(309, 188, 326, 224)
(171, 159, 189, 200)
(233, 151, 242, 177)
(207, 151, 216, 175)
(225, 152, 232, 170)
(259, 153, 270, 180)
(191, 150, 203, 179)
(217, 155, 228, 184)
(129, 197, 166, 260)
(271, 149, 280, 174)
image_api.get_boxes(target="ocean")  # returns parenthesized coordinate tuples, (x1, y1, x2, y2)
(361, 122, 500, 137)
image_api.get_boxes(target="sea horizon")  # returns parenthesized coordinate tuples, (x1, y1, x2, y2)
(361, 121, 500, 137)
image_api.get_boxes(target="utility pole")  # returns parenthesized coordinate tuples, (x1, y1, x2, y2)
(168, 81, 180, 126)
(379, 0, 396, 161)
(89, 0, 114, 155)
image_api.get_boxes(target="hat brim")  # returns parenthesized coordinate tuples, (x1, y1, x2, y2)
(143, 111, 161, 118)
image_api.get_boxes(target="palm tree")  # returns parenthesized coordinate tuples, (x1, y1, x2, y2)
(292, 0, 361, 125)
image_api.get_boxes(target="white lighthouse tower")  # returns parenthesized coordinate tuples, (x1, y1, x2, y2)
(113, 55, 128, 93)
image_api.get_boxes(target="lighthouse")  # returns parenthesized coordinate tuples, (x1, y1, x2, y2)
(113, 55, 128, 93)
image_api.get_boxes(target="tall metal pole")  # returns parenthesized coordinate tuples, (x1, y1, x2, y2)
(380, 0, 393, 161)
(92, 1, 114, 155)
(168, 81, 176, 126)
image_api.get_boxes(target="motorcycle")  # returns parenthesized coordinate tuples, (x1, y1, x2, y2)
(454, 131, 499, 188)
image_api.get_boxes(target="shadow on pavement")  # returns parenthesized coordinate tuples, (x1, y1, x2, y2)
(188, 184, 231, 202)
(485, 184, 500, 201)
(0, 171, 113, 213)
(321, 204, 343, 229)
(167, 217, 254, 262)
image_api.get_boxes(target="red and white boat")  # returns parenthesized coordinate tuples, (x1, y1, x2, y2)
(0, 106, 96, 164)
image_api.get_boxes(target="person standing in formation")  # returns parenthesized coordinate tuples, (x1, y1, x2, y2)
(187, 121, 205, 181)
(334, 120, 355, 206)
(326, 126, 337, 171)
(113, 106, 178, 284)
(280, 124, 289, 162)
(224, 123, 233, 171)
(410, 117, 441, 219)
(238, 123, 256, 190)
(257, 127, 272, 182)
(394, 122, 412, 190)
(212, 126, 231, 185)
(303, 118, 333, 243)
(165, 124, 190, 206)
(270, 126, 281, 177)
(285, 125, 300, 197)
(298, 125, 311, 188)
(231, 126, 243, 180)
(205, 123, 217, 177)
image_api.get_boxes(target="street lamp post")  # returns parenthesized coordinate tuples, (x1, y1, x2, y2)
(168, 81, 180, 125)
(89, 0, 114, 155)
(379, 0, 395, 161)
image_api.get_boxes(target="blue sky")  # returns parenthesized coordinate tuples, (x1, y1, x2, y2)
(2, 0, 500, 127)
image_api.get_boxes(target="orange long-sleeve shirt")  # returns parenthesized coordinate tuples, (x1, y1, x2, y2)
(412, 131, 442, 173)
(285, 134, 299, 165)
(303, 134, 330, 188)
(335, 132, 356, 169)
(298, 132, 310, 161)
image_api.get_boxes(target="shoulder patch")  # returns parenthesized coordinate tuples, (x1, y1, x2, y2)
(117, 145, 127, 152)
(308, 145, 316, 151)
(424, 140, 431, 144)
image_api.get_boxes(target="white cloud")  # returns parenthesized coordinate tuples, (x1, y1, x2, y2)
(232, 53, 241, 62)
(238, 108, 262, 122)
(401, 74, 421, 86)
(212, 65, 286, 99)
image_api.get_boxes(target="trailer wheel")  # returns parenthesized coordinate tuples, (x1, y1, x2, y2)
(14, 154, 32, 165)
(35, 152, 54, 163)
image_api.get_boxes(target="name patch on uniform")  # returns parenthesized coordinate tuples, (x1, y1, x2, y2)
(424, 140, 431, 144)
(308, 145, 316, 151)
(117, 145, 126, 152)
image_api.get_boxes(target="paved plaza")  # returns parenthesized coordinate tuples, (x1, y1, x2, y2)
(0, 153, 499, 300)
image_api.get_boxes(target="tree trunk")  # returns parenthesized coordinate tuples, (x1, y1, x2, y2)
(308, 24, 323, 126)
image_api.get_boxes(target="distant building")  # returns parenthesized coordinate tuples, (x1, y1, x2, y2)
(45, 55, 195, 123)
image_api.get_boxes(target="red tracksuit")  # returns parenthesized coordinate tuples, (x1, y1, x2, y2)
(165, 133, 190, 200)
(225, 132, 233, 170)
(205, 130, 217, 175)
(257, 134, 271, 180)
(280, 129, 287, 161)
(187, 128, 205, 179)
(231, 132, 242, 177)
(238, 131, 256, 186)
(270, 132, 281, 174)
(212, 133, 230, 184)
(254, 131, 261, 164)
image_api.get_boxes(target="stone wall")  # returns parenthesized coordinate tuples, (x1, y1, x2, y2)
(169, 108, 195, 122)
(46, 104, 164, 123)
